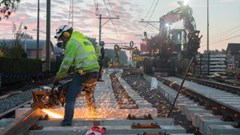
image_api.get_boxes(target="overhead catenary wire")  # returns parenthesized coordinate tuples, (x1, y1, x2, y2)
(200, 24, 240, 50)
(106, 0, 117, 17)
(211, 26, 240, 43)
(102, 0, 126, 45)
(144, 0, 160, 32)
(147, 0, 159, 24)
(211, 24, 240, 37)
(201, 24, 240, 43)
(201, 34, 240, 47)
(143, 0, 156, 19)
(103, 0, 118, 35)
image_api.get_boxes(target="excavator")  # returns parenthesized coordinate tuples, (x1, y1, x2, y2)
(143, 1, 202, 74)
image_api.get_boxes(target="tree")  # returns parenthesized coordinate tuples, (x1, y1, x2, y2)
(0, 49, 4, 57)
(4, 38, 27, 58)
(203, 49, 226, 54)
(16, 32, 33, 39)
(0, 0, 20, 21)
(0, 40, 9, 57)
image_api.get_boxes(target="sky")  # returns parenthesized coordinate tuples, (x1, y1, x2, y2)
(0, 0, 240, 53)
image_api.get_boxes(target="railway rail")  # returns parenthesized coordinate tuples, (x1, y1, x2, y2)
(155, 76, 240, 123)
(0, 107, 42, 135)
(184, 76, 240, 95)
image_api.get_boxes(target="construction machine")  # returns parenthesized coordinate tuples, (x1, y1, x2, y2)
(114, 42, 144, 68)
(143, 1, 202, 74)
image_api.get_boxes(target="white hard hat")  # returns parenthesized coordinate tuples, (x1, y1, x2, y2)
(54, 25, 71, 39)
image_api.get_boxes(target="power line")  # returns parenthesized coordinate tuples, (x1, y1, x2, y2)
(94, 0, 99, 16)
(143, 0, 156, 19)
(147, 0, 159, 22)
(145, 0, 159, 29)
(201, 34, 240, 47)
(106, 0, 117, 16)
(103, 0, 118, 34)
(211, 34, 240, 45)
(211, 24, 240, 37)
(201, 25, 240, 45)
(202, 24, 240, 42)
(102, 0, 122, 43)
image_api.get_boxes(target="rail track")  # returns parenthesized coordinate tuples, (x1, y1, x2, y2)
(182, 76, 240, 95)
(155, 75, 240, 123)
(0, 68, 239, 135)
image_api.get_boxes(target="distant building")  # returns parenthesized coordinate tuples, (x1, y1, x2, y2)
(226, 43, 240, 69)
(0, 39, 62, 60)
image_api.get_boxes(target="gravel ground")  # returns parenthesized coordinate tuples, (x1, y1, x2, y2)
(0, 79, 53, 115)
(0, 89, 33, 114)
(119, 69, 201, 135)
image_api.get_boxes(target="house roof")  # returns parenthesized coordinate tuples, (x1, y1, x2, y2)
(227, 43, 240, 54)
(0, 39, 46, 49)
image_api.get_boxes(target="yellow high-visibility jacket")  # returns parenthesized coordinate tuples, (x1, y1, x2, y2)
(56, 31, 100, 79)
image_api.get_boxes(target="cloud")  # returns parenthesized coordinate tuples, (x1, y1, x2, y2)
(0, 0, 146, 45)
(220, 0, 240, 3)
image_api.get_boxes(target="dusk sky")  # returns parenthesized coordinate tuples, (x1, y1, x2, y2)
(0, 0, 240, 52)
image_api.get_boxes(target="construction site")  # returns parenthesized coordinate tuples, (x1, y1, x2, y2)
(0, 0, 240, 135)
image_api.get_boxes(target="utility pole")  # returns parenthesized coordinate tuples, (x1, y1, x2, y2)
(36, 0, 40, 60)
(68, 0, 74, 27)
(207, 0, 210, 75)
(98, 14, 119, 44)
(46, 0, 51, 71)
(24, 26, 27, 52)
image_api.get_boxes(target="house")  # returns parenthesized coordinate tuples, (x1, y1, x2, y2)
(0, 39, 62, 60)
(226, 43, 240, 69)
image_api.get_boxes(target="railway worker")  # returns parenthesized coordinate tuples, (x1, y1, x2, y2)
(95, 41, 105, 81)
(53, 25, 100, 126)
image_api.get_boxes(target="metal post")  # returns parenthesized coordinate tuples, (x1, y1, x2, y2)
(24, 27, 27, 52)
(36, 0, 40, 60)
(99, 14, 102, 44)
(200, 54, 202, 75)
(46, 0, 51, 71)
(0, 73, 1, 88)
(207, 0, 210, 75)
(167, 57, 194, 117)
(98, 14, 119, 44)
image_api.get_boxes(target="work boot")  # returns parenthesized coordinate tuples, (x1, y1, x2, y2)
(97, 78, 104, 82)
(60, 121, 72, 126)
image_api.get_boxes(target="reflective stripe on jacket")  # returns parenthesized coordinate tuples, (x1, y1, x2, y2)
(56, 31, 100, 79)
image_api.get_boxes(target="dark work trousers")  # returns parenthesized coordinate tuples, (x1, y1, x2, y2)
(61, 72, 98, 125)
(98, 61, 103, 80)
(98, 47, 104, 80)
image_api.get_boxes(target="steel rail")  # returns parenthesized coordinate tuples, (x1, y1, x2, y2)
(179, 76, 240, 95)
(0, 107, 42, 135)
(157, 77, 240, 121)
